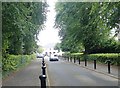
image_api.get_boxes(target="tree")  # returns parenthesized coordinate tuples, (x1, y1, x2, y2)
(54, 43, 61, 52)
(55, 2, 120, 54)
(2, 2, 48, 56)
(37, 46, 44, 54)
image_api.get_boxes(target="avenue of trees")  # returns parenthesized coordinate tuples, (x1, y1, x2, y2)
(55, 2, 120, 54)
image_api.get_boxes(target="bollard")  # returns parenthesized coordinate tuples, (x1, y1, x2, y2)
(107, 60, 111, 74)
(79, 58, 80, 65)
(42, 62, 45, 66)
(85, 59, 87, 66)
(42, 60, 45, 64)
(94, 60, 96, 69)
(74, 56, 76, 63)
(70, 57, 72, 62)
(68, 57, 69, 62)
(39, 75, 46, 88)
(42, 66, 46, 75)
(42, 57, 44, 62)
(42, 58, 45, 66)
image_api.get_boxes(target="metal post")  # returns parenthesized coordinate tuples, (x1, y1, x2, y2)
(68, 57, 69, 61)
(42, 66, 46, 75)
(74, 56, 76, 63)
(94, 60, 96, 69)
(42, 62, 45, 66)
(107, 60, 111, 74)
(39, 75, 46, 88)
(42, 57, 44, 62)
(79, 58, 80, 65)
(70, 56, 72, 62)
(85, 59, 87, 66)
(42, 57, 45, 66)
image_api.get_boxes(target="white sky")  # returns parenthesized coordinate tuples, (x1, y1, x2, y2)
(37, 0, 60, 49)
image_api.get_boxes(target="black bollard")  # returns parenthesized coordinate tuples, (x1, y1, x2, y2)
(42, 57, 44, 62)
(39, 75, 46, 88)
(107, 60, 111, 74)
(42, 58, 45, 66)
(79, 58, 80, 65)
(42, 66, 46, 75)
(74, 56, 76, 63)
(85, 59, 87, 66)
(42, 62, 45, 66)
(94, 60, 96, 69)
(68, 57, 69, 61)
(70, 57, 72, 62)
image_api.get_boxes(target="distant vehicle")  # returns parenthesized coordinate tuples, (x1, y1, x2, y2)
(49, 54, 59, 61)
(37, 54, 44, 58)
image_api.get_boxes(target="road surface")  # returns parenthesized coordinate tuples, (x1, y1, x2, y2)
(46, 58, 118, 86)
(2, 57, 118, 87)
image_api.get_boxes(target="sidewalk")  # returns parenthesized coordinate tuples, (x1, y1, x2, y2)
(2, 58, 44, 86)
(64, 58, 119, 79)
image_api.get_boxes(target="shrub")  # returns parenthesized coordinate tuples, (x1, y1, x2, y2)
(87, 53, 119, 65)
(2, 54, 35, 71)
(63, 53, 119, 65)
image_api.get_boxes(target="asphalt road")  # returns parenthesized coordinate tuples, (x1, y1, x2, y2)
(2, 57, 118, 87)
(46, 58, 118, 86)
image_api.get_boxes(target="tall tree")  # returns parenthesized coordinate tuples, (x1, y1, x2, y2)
(55, 2, 120, 54)
(2, 2, 48, 56)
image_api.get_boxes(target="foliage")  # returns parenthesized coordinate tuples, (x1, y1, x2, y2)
(2, 2, 47, 76)
(54, 43, 61, 52)
(63, 53, 119, 65)
(86, 53, 119, 65)
(2, 2, 48, 56)
(2, 54, 35, 71)
(55, 2, 120, 54)
(37, 46, 44, 54)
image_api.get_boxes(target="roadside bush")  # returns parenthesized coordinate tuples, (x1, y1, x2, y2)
(63, 53, 119, 65)
(86, 53, 119, 65)
(2, 54, 35, 71)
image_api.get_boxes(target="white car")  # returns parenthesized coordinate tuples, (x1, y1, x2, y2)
(49, 54, 59, 61)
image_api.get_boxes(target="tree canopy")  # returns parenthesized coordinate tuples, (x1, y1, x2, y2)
(55, 2, 120, 54)
(2, 2, 48, 56)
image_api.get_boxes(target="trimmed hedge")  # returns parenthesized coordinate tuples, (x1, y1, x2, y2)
(63, 53, 119, 65)
(2, 54, 35, 71)
(86, 54, 119, 65)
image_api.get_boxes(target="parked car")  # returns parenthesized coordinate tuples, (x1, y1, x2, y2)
(49, 54, 59, 61)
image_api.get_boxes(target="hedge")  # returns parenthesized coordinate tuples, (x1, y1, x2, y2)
(2, 54, 35, 71)
(85, 53, 119, 65)
(63, 53, 119, 65)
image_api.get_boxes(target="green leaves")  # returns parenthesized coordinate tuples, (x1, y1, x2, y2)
(55, 2, 120, 54)
(2, 2, 47, 55)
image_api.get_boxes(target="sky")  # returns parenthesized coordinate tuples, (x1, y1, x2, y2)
(37, 0, 60, 49)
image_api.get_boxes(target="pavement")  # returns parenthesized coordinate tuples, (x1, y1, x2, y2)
(2, 58, 43, 86)
(63, 57, 119, 79)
